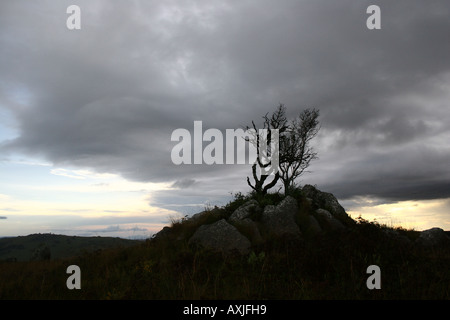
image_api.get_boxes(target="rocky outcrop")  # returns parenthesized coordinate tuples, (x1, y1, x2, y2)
(229, 199, 260, 222)
(190, 206, 222, 223)
(156, 185, 449, 256)
(153, 226, 172, 240)
(188, 219, 252, 255)
(302, 184, 353, 226)
(232, 218, 264, 245)
(305, 215, 322, 236)
(260, 196, 301, 239)
(314, 208, 345, 231)
(184, 189, 347, 254)
(416, 228, 450, 247)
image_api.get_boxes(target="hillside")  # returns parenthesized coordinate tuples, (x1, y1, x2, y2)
(0, 233, 141, 262)
(0, 185, 449, 299)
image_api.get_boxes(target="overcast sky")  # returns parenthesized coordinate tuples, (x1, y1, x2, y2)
(1, 0, 450, 237)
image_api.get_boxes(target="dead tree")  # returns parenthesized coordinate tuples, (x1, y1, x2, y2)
(246, 104, 288, 196)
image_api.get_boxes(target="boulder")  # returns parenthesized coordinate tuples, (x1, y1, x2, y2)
(189, 206, 222, 223)
(229, 199, 260, 222)
(232, 218, 264, 245)
(152, 226, 172, 240)
(302, 185, 352, 225)
(305, 215, 322, 236)
(416, 227, 450, 247)
(189, 211, 209, 223)
(188, 219, 252, 255)
(314, 209, 345, 231)
(261, 196, 301, 239)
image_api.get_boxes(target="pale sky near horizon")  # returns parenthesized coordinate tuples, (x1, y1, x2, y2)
(1, 0, 450, 238)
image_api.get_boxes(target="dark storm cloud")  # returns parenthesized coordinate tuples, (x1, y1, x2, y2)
(313, 144, 450, 201)
(1, 0, 450, 204)
(171, 179, 197, 189)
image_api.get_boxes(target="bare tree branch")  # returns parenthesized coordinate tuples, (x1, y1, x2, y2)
(246, 104, 287, 195)
(246, 104, 320, 196)
(279, 108, 320, 195)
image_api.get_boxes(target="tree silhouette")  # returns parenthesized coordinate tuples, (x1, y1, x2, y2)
(279, 108, 320, 195)
(246, 105, 320, 196)
(246, 104, 287, 195)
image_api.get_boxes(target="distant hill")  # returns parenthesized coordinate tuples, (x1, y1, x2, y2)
(0, 233, 142, 262)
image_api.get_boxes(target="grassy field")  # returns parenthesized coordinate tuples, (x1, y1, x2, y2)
(1, 191, 449, 300)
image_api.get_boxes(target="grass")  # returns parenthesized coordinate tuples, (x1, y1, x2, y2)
(1, 189, 449, 299)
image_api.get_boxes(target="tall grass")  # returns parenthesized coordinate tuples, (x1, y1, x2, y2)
(1, 190, 449, 299)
